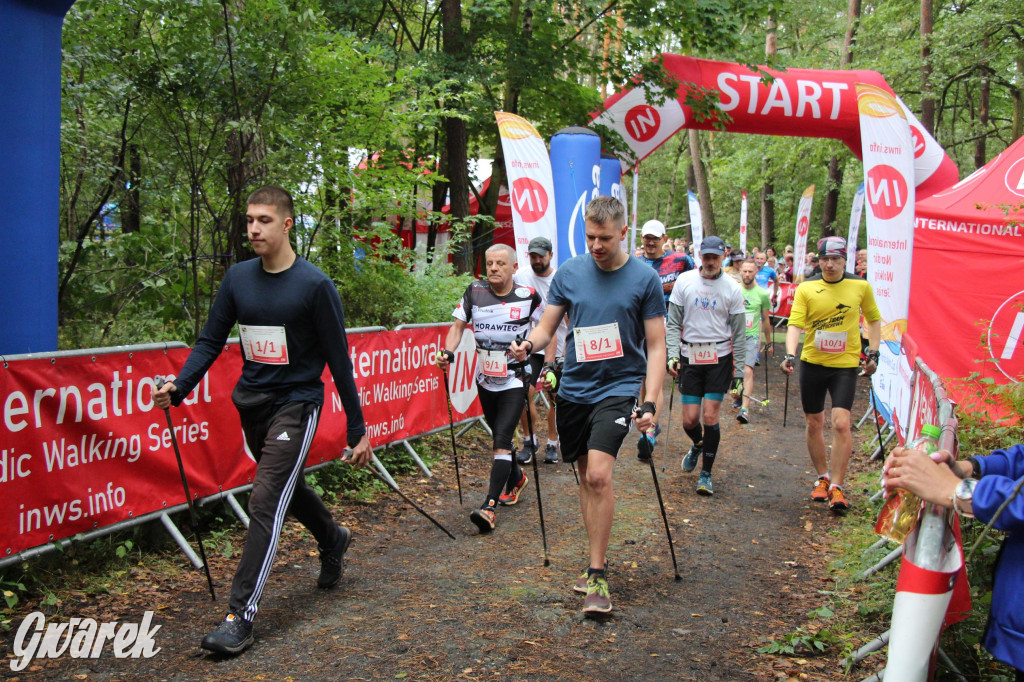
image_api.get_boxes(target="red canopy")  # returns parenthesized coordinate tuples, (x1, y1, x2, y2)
(908, 135, 1024, 409)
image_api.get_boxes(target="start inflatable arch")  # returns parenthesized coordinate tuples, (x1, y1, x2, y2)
(592, 54, 958, 198)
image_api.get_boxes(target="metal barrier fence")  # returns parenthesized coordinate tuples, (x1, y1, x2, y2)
(0, 326, 486, 571)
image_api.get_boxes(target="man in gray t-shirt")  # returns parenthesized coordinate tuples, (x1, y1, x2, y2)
(512, 196, 665, 618)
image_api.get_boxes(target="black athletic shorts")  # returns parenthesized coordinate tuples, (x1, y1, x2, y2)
(679, 353, 734, 402)
(799, 361, 858, 413)
(477, 384, 526, 451)
(556, 395, 636, 464)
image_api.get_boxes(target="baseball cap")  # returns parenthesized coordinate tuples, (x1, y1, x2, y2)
(818, 236, 847, 258)
(700, 235, 726, 256)
(641, 220, 666, 238)
(730, 250, 745, 261)
(527, 236, 553, 255)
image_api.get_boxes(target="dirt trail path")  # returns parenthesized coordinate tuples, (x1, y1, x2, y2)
(4, 364, 873, 681)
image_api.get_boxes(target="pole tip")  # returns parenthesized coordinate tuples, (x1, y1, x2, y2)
(544, 559, 551, 567)
(674, 574, 682, 582)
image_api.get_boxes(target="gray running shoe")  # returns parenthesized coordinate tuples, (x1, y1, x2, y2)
(544, 443, 559, 464)
(696, 471, 714, 496)
(516, 441, 535, 465)
(737, 408, 750, 424)
(682, 443, 702, 473)
(582, 574, 612, 616)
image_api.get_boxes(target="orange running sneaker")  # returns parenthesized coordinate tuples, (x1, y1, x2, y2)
(811, 477, 830, 502)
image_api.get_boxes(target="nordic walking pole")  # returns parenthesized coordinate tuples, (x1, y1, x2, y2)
(365, 466, 456, 539)
(637, 425, 682, 581)
(155, 377, 216, 601)
(436, 353, 464, 505)
(783, 373, 790, 428)
(870, 388, 886, 460)
(515, 338, 550, 566)
(763, 342, 770, 403)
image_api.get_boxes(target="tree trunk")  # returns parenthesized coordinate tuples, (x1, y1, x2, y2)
(427, 141, 448, 262)
(761, 157, 775, 249)
(685, 164, 696, 243)
(442, 0, 472, 273)
(974, 50, 990, 169)
(1014, 57, 1024, 142)
(688, 128, 715, 235)
(122, 143, 141, 233)
(822, 0, 859, 236)
(920, 0, 935, 133)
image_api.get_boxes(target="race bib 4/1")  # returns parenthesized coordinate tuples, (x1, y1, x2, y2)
(239, 325, 289, 365)
(688, 342, 718, 365)
(478, 349, 509, 377)
(814, 330, 847, 354)
(574, 323, 624, 363)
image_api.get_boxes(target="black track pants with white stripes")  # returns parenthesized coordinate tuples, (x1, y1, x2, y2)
(230, 401, 339, 622)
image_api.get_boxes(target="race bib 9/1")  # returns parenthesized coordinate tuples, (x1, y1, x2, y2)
(239, 325, 289, 365)
(688, 342, 718, 365)
(478, 349, 508, 377)
(814, 330, 847, 354)
(574, 323, 624, 362)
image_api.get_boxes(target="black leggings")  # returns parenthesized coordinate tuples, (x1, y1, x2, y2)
(477, 384, 527, 451)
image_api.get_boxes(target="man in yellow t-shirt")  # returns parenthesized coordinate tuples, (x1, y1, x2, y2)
(780, 236, 881, 513)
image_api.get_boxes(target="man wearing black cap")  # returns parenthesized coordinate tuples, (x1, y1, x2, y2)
(666, 235, 746, 496)
(781, 236, 881, 513)
(513, 236, 565, 465)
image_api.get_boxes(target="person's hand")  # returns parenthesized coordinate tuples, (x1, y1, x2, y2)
(153, 378, 176, 410)
(730, 376, 743, 395)
(763, 342, 774, 356)
(344, 435, 373, 468)
(537, 363, 559, 392)
(435, 349, 454, 370)
(780, 354, 796, 375)
(863, 350, 879, 377)
(883, 446, 960, 507)
(510, 337, 532, 362)
(667, 357, 680, 378)
(633, 401, 657, 433)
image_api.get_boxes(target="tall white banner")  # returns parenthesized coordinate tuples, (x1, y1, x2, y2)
(495, 112, 558, 270)
(857, 83, 916, 442)
(739, 190, 748, 255)
(688, 190, 703, 259)
(846, 182, 865, 273)
(793, 185, 815, 282)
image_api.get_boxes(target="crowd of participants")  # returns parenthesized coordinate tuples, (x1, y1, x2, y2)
(151, 187, 1022, 680)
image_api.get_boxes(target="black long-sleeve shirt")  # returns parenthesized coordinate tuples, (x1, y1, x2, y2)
(172, 257, 366, 446)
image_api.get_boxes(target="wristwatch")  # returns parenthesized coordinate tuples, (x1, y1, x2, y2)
(953, 478, 977, 518)
(866, 349, 880, 362)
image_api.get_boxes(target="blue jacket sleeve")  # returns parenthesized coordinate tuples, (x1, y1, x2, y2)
(171, 270, 237, 405)
(973, 444, 1024, 530)
(314, 279, 366, 447)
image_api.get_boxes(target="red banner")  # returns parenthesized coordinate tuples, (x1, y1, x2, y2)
(1, 325, 481, 556)
(769, 282, 797, 319)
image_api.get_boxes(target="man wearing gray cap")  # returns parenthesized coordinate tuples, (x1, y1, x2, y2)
(666, 235, 746, 496)
(513, 236, 566, 465)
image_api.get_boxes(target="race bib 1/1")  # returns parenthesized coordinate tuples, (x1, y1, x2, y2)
(688, 342, 718, 365)
(239, 325, 289, 365)
(814, 330, 847, 354)
(574, 323, 624, 363)
(478, 349, 508, 377)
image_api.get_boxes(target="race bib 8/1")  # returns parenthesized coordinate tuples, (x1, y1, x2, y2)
(574, 323, 624, 362)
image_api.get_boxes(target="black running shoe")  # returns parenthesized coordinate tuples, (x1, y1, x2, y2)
(201, 613, 254, 655)
(318, 525, 352, 588)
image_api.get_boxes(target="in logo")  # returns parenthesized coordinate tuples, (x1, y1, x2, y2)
(866, 165, 909, 220)
(909, 126, 926, 159)
(797, 215, 809, 237)
(1004, 156, 1024, 198)
(624, 105, 661, 143)
(447, 329, 480, 413)
(511, 178, 549, 223)
(986, 291, 1024, 382)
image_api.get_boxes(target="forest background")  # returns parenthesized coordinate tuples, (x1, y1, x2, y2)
(57, 0, 1024, 348)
